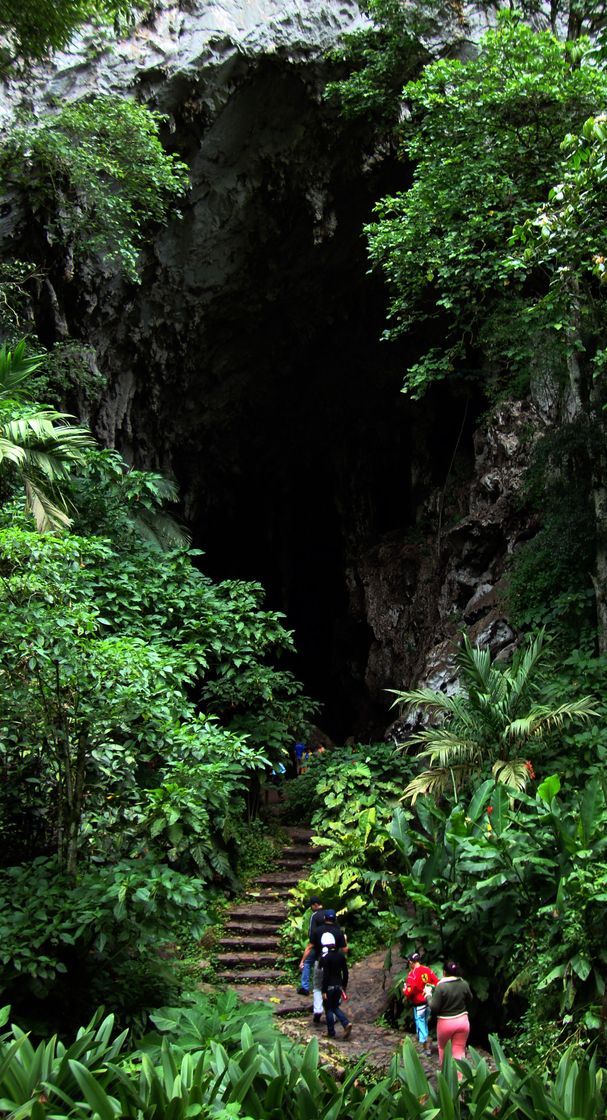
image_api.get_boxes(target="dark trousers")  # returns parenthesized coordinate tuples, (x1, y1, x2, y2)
(325, 986, 349, 1036)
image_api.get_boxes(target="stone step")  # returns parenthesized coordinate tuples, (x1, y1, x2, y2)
(216, 953, 280, 969)
(256, 872, 301, 886)
(218, 936, 282, 951)
(214, 970, 285, 984)
(223, 918, 281, 936)
(229, 906, 287, 922)
(225, 920, 283, 934)
(277, 859, 315, 870)
(279, 846, 319, 858)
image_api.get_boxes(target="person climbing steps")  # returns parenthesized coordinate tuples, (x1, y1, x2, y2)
(320, 931, 352, 1040)
(300, 908, 348, 1024)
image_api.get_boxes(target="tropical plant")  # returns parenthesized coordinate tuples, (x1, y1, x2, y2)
(284, 745, 407, 964)
(0, 996, 604, 1120)
(392, 631, 595, 800)
(0, 0, 141, 65)
(388, 772, 607, 1054)
(1, 97, 189, 281)
(364, 15, 607, 397)
(0, 340, 94, 530)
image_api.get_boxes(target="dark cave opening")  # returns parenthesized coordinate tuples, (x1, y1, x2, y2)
(78, 57, 483, 741)
(177, 282, 479, 742)
(154, 63, 484, 743)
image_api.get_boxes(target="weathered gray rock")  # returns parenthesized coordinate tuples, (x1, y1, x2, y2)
(0, 0, 548, 739)
(0, 3, 366, 125)
(356, 399, 548, 737)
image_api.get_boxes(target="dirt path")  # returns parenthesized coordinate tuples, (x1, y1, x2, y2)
(208, 825, 437, 1074)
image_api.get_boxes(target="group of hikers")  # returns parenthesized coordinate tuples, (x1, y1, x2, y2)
(293, 741, 325, 775)
(296, 896, 471, 1062)
(403, 951, 472, 1064)
(297, 898, 352, 1039)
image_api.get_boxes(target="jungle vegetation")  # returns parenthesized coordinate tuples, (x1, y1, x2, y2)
(0, 0, 606, 1116)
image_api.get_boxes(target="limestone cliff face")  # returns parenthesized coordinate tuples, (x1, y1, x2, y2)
(354, 399, 545, 737)
(0, 1, 539, 738)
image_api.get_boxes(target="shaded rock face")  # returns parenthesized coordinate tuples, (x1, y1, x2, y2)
(358, 399, 546, 739)
(0, 1, 537, 739)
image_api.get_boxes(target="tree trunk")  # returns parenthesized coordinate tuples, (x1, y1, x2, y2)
(563, 280, 607, 650)
(65, 737, 87, 879)
(589, 377, 607, 654)
(565, 278, 584, 420)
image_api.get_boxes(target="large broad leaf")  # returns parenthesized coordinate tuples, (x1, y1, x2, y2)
(468, 779, 494, 822)
(389, 806, 413, 857)
(398, 1039, 431, 1098)
(578, 778, 604, 847)
(570, 953, 592, 982)
(415, 797, 445, 838)
(537, 774, 561, 804)
(488, 783, 509, 835)
(537, 963, 567, 990)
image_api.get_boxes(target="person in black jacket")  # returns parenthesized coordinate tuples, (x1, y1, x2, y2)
(297, 896, 325, 995)
(319, 933, 352, 1039)
(300, 908, 348, 1022)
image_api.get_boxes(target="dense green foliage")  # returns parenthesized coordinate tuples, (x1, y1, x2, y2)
(392, 632, 595, 799)
(0, 995, 603, 1119)
(364, 15, 607, 397)
(324, 0, 436, 126)
(3, 0, 607, 1090)
(0, 346, 314, 1023)
(286, 722, 607, 1063)
(1, 98, 189, 282)
(0, 0, 140, 66)
(330, 4, 607, 649)
(0, 341, 95, 529)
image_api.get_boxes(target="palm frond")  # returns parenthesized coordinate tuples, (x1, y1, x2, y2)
(411, 725, 480, 759)
(403, 763, 478, 803)
(505, 630, 546, 714)
(24, 478, 72, 532)
(0, 437, 27, 466)
(506, 698, 597, 740)
(0, 340, 46, 400)
(132, 510, 192, 551)
(491, 758, 530, 791)
(388, 687, 458, 714)
(456, 633, 492, 695)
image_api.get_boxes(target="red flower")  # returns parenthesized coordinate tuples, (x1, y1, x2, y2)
(487, 806, 493, 814)
(525, 760, 536, 779)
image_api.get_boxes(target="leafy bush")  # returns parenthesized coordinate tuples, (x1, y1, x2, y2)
(0, 856, 205, 995)
(388, 774, 607, 1057)
(0, 449, 314, 1017)
(0, 997, 603, 1119)
(1, 97, 189, 281)
(284, 744, 408, 959)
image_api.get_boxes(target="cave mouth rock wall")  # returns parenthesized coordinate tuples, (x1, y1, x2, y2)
(0, 1, 530, 740)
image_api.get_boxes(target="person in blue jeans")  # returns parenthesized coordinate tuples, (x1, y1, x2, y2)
(403, 952, 438, 1056)
(320, 933, 352, 1039)
(298, 896, 325, 995)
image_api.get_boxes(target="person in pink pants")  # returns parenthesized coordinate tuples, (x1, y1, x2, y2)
(429, 961, 472, 1073)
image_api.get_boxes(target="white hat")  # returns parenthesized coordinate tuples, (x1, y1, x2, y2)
(321, 931, 336, 956)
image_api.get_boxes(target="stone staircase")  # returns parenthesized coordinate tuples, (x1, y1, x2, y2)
(214, 827, 318, 986)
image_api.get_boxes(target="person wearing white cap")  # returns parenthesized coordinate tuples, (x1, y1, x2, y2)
(299, 909, 348, 1023)
(319, 933, 351, 1039)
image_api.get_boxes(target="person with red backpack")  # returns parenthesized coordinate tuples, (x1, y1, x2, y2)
(403, 951, 439, 1056)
